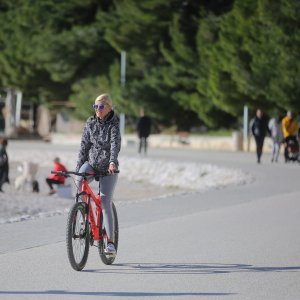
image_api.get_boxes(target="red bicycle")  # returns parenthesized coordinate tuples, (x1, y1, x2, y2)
(51, 170, 119, 271)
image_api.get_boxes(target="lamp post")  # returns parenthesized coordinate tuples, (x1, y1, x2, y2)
(119, 51, 126, 139)
(120, 51, 126, 88)
(243, 105, 249, 151)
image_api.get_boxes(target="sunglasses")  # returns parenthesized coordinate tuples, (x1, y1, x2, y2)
(93, 104, 106, 110)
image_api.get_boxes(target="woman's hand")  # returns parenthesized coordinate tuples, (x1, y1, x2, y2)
(108, 162, 117, 174)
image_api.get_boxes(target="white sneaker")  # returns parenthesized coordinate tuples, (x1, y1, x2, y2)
(104, 243, 116, 254)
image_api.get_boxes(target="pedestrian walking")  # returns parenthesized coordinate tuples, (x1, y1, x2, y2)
(251, 109, 268, 164)
(137, 110, 151, 155)
(268, 116, 283, 162)
(281, 111, 298, 162)
(0, 138, 9, 192)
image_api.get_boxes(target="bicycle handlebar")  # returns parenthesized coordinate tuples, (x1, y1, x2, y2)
(51, 170, 119, 177)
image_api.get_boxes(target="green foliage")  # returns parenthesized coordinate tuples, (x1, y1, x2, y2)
(0, 0, 116, 102)
(70, 60, 128, 120)
(0, 0, 299, 130)
(196, 0, 300, 116)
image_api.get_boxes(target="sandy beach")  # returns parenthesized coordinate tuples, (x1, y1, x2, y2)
(0, 161, 181, 224)
(0, 141, 252, 224)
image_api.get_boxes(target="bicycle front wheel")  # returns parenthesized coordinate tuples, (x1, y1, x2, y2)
(98, 202, 119, 265)
(66, 202, 90, 271)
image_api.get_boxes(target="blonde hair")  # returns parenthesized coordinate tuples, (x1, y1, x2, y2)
(95, 94, 112, 107)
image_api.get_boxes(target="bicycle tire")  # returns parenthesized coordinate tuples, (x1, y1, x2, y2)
(66, 202, 90, 271)
(98, 202, 119, 265)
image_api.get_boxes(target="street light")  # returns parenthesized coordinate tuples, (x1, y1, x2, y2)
(119, 51, 126, 139)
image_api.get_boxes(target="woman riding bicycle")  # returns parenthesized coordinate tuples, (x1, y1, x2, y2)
(76, 93, 121, 254)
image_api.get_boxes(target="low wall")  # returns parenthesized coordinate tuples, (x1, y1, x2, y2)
(127, 133, 273, 152)
(51, 132, 274, 153)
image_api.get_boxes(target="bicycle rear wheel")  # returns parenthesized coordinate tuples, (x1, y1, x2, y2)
(66, 202, 90, 271)
(98, 202, 119, 265)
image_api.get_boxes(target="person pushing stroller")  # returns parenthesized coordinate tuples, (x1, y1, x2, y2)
(281, 111, 299, 162)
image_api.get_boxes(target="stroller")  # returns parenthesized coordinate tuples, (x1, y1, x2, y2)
(284, 136, 299, 162)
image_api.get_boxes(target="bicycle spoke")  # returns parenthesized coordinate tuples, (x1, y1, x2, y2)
(66, 203, 90, 271)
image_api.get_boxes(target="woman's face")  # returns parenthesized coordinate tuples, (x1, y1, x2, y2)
(94, 100, 111, 119)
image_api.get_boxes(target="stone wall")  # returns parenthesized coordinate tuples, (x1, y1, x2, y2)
(51, 131, 273, 153)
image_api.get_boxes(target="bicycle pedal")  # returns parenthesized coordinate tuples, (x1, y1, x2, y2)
(104, 252, 116, 257)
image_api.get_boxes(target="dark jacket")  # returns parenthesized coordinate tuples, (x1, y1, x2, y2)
(251, 116, 268, 138)
(76, 111, 121, 172)
(0, 147, 9, 186)
(137, 116, 151, 138)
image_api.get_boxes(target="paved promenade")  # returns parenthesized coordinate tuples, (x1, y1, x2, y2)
(0, 145, 299, 299)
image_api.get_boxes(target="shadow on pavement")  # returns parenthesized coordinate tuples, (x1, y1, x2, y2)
(84, 262, 300, 275)
(0, 290, 235, 297)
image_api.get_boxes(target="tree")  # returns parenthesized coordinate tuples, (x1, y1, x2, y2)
(98, 0, 235, 128)
(0, 0, 117, 103)
(0, 0, 299, 129)
(197, 0, 300, 116)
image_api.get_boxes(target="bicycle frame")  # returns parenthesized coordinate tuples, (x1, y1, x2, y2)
(77, 177, 104, 242)
(51, 169, 119, 270)
(50, 169, 118, 244)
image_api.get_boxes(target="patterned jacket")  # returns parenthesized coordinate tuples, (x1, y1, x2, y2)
(76, 111, 121, 172)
